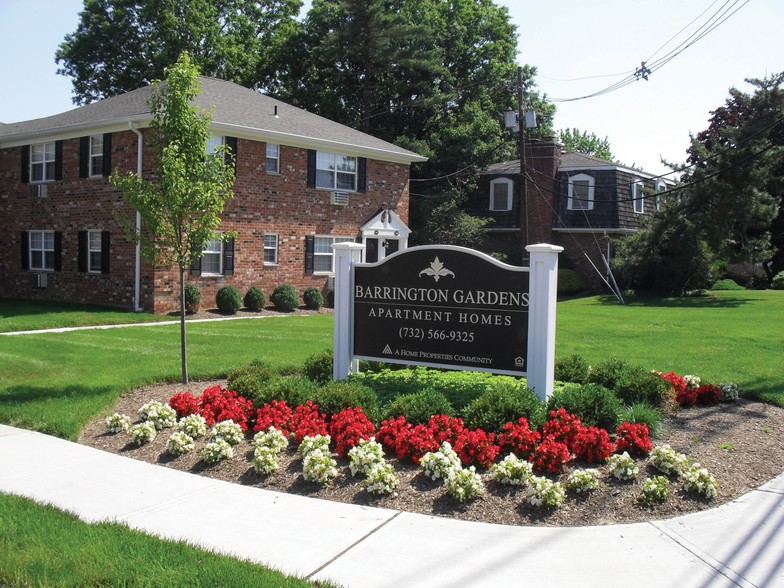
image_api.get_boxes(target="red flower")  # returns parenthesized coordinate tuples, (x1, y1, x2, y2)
(695, 384, 721, 405)
(615, 422, 652, 457)
(542, 408, 583, 451)
(530, 436, 571, 474)
(253, 400, 294, 434)
(328, 406, 376, 458)
(676, 386, 698, 407)
(572, 426, 615, 463)
(498, 417, 541, 458)
(659, 371, 687, 396)
(427, 414, 465, 446)
(290, 400, 328, 445)
(168, 391, 199, 418)
(453, 428, 499, 468)
(198, 386, 253, 431)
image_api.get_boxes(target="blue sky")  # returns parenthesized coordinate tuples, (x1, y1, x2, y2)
(1, 0, 782, 176)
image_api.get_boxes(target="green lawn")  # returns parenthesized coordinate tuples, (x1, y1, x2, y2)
(0, 493, 332, 588)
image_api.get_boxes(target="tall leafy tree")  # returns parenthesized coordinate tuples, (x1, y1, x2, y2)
(614, 72, 784, 292)
(557, 128, 615, 161)
(56, 0, 302, 104)
(111, 53, 236, 384)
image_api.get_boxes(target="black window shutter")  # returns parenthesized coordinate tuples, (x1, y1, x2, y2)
(307, 150, 316, 188)
(54, 141, 64, 181)
(54, 231, 63, 271)
(190, 256, 202, 276)
(101, 230, 111, 273)
(357, 157, 367, 192)
(102, 133, 113, 176)
(223, 237, 235, 275)
(225, 137, 238, 177)
(77, 231, 88, 272)
(21, 146, 29, 184)
(304, 235, 314, 274)
(79, 137, 89, 178)
(21, 231, 29, 269)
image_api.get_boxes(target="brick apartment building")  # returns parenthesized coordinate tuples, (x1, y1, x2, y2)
(0, 77, 425, 313)
(465, 139, 672, 290)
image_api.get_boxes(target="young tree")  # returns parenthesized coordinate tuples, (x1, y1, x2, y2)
(557, 128, 615, 161)
(111, 53, 236, 384)
(56, 0, 302, 104)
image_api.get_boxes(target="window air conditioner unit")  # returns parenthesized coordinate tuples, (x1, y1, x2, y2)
(33, 273, 48, 288)
(31, 184, 48, 198)
(325, 275, 335, 291)
(330, 191, 349, 206)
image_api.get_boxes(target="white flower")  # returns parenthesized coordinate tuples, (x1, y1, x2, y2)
(130, 421, 157, 445)
(420, 442, 461, 482)
(252, 427, 289, 453)
(138, 401, 177, 430)
(682, 463, 718, 499)
(302, 448, 338, 485)
(719, 382, 740, 402)
(444, 465, 484, 502)
(526, 475, 565, 507)
(684, 374, 701, 388)
(177, 413, 207, 438)
(298, 434, 331, 458)
(105, 413, 131, 434)
(608, 452, 638, 481)
(640, 476, 669, 504)
(209, 420, 244, 446)
(490, 454, 533, 486)
(651, 445, 689, 477)
(201, 438, 233, 465)
(566, 468, 600, 493)
(252, 445, 279, 475)
(348, 437, 385, 477)
(364, 461, 398, 495)
(166, 431, 195, 457)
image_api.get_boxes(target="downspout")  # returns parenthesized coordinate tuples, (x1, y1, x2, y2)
(129, 122, 143, 312)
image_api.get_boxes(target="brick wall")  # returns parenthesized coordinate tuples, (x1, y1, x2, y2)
(1, 131, 412, 314)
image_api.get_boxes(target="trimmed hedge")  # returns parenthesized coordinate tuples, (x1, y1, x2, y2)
(303, 287, 324, 310)
(547, 383, 623, 431)
(383, 388, 455, 424)
(312, 380, 381, 424)
(244, 286, 266, 311)
(216, 285, 242, 314)
(270, 284, 299, 312)
(184, 284, 201, 313)
(462, 382, 544, 432)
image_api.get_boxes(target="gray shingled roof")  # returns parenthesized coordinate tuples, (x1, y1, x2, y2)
(0, 77, 426, 164)
(482, 151, 653, 177)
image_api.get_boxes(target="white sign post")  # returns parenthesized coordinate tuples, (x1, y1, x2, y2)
(333, 242, 562, 400)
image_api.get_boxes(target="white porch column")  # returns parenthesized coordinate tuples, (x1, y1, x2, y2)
(525, 243, 563, 400)
(332, 242, 365, 380)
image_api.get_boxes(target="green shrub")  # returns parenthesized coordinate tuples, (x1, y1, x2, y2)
(772, 271, 784, 290)
(350, 367, 512, 411)
(215, 285, 242, 314)
(554, 354, 589, 384)
(302, 287, 324, 310)
(383, 388, 455, 424)
(711, 278, 745, 291)
(303, 349, 333, 385)
(226, 360, 278, 405)
(588, 357, 630, 391)
(243, 286, 266, 311)
(622, 403, 664, 437)
(263, 375, 319, 408)
(270, 284, 299, 312)
(613, 365, 668, 406)
(726, 262, 767, 289)
(558, 268, 587, 295)
(312, 380, 381, 424)
(184, 283, 201, 313)
(547, 383, 623, 431)
(462, 382, 544, 433)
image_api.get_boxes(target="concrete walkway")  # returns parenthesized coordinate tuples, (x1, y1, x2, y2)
(1, 425, 782, 587)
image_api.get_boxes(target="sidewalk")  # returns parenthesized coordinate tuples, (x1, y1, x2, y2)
(1, 424, 782, 587)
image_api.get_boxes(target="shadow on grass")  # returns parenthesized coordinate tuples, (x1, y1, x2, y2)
(593, 294, 756, 309)
(0, 384, 115, 406)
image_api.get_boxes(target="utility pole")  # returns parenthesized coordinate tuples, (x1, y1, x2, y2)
(517, 66, 529, 257)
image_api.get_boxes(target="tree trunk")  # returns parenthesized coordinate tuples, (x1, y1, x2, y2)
(179, 264, 189, 385)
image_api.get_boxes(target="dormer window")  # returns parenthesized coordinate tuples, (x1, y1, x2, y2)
(631, 180, 645, 214)
(489, 178, 513, 211)
(567, 174, 594, 210)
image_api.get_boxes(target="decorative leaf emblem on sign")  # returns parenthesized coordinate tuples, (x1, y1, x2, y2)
(419, 256, 455, 282)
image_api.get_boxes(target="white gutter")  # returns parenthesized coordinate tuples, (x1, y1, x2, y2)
(128, 122, 144, 312)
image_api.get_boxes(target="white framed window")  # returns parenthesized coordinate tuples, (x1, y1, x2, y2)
(263, 233, 278, 264)
(30, 143, 56, 183)
(205, 135, 224, 158)
(29, 230, 55, 271)
(89, 135, 104, 177)
(266, 144, 279, 173)
(314, 235, 354, 273)
(88, 230, 103, 273)
(567, 174, 594, 210)
(631, 180, 645, 214)
(201, 235, 223, 275)
(316, 152, 356, 191)
(489, 178, 513, 211)
(655, 181, 667, 211)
